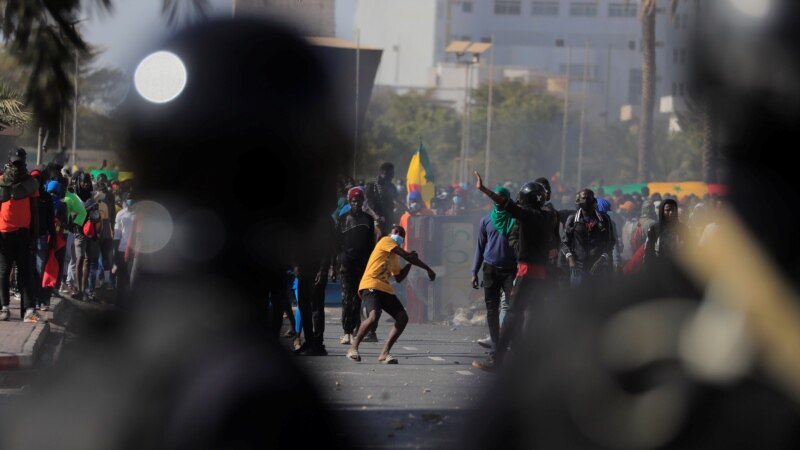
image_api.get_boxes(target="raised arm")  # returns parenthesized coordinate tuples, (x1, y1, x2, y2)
(474, 171, 506, 205)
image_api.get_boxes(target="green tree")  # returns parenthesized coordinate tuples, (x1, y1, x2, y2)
(470, 79, 563, 185)
(360, 88, 460, 183)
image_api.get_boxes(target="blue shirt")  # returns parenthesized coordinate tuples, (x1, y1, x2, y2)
(472, 215, 517, 275)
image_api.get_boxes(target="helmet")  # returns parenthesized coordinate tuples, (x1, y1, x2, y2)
(518, 182, 546, 208)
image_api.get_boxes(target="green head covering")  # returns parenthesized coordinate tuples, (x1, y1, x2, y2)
(490, 186, 515, 236)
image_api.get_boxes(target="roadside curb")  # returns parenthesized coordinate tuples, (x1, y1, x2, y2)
(0, 296, 65, 371)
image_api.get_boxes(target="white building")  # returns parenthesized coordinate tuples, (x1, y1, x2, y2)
(343, 0, 692, 122)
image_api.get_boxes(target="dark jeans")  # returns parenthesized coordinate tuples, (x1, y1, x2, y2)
(339, 264, 364, 335)
(99, 238, 114, 278)
(113, 248, 130, 294)
(297, 273, 327, 347)
(83, 238, 100, 293)
(494, 275, 545, 364)
(482, 264, 515, 347)
(33, 235, 50, 305)
(0, 229, 36, 312)
(54, 236, 67, 292)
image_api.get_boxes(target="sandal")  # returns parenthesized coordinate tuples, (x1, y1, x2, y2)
(378, 354, 398, 364)
(346, 349, 361, 362)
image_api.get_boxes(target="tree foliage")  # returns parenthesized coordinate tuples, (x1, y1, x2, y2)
(360, 88, 460, 182)
(360, 79, 704, 192)
(0, 0, 207, 130)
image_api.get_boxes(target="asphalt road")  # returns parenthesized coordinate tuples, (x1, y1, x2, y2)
(290, 306, 494, 450)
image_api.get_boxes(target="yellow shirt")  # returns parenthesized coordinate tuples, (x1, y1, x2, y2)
(359, 236, 402, 295)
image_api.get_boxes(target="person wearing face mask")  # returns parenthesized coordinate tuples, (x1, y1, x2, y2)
(446, 186, 466, 216)
(347, 225, 436, 364)
(471, 173, 554, 371)
(562, 189, 615, 286)
(95, 184, 115, 291)
(335, 187, 376, 345)
(113, 192, 136, 297)
(471, 186, 518, 353)
(643, 198, 688, 270)
(399, 190, 433, 251)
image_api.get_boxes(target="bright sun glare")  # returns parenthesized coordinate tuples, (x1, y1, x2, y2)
(133, 51, 187, 103)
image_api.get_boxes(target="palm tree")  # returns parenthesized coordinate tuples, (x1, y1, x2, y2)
(0, 83, 31, 133)
(637, 0, 657, 183)
(0, 0, 207, 131)
(634, 0, 717, 185)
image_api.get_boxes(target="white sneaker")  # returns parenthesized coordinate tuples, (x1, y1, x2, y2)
(476, 336, 494, 349)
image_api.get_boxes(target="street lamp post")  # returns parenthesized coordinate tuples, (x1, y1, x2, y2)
(445, 40, 492, 184)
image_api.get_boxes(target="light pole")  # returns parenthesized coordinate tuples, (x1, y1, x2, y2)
(445, 40, 492, 184)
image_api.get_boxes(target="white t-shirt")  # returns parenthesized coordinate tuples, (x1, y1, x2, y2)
(114, 207, 135, 251)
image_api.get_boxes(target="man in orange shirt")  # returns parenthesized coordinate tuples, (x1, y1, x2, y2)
(346, 225, 436, 364)
(398, 191, 433, 250)
(0, 148, 42, 322)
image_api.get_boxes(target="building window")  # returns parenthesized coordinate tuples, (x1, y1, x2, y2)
(555, 38, 565, 47)
(608, 3, 637, 17)
(494, 0, 522, 15)
(673, 49, 679, 64)
(462, 1, 473, 13)
(628, 40, 636, 50)
(674, 14, 681, 29)
(679, 48, 687, 64)
(629, 69, 642, 104)
(532, 1, 558, 16)
(481, 36, 493, 43)
(570, 2, 597, 17)
(681, 13, 689, 30)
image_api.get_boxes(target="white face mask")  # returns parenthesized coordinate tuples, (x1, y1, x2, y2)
(390, 234, 404, 247)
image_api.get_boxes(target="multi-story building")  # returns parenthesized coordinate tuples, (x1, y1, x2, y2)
(343, 0, 692, 123)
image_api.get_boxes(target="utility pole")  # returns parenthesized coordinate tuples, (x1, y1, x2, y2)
(577, 41, 589, 190)
(71, 52, 78, 169)
(560, 45, 571, 187)
(484, 35, 495, 184)
(604, 44, 612, 129)
(460, 59, 471, 184)
(354, 27, 360, 179)
(37, 128, 44, 166)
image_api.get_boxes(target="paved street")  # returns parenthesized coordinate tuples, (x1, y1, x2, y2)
(291, 306, 494, 450)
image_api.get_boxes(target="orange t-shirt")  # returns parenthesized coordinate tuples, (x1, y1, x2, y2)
(0, 190, 39, 233)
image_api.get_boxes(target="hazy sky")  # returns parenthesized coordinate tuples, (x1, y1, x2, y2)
(83, 0, 358, 73)
(82, 0, 232, 73)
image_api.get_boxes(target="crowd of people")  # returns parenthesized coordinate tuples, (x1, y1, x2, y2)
(467, 171, 725, 370)
(0, 147, 136, 323)
(272, 155, 723, 370)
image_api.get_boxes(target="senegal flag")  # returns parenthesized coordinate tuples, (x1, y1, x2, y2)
(406, 142, 435, 208)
